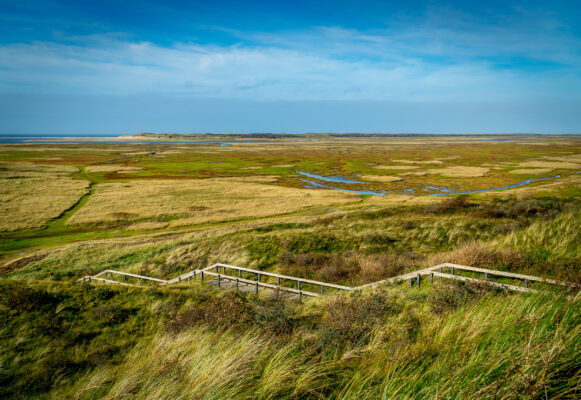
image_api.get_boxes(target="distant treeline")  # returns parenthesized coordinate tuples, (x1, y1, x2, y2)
(135, 132, 543, 140)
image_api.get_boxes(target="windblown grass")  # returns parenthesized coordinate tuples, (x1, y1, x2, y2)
(2, 279, 577, 399)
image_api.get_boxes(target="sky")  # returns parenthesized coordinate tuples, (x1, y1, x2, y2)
(0, 0, 580, 134)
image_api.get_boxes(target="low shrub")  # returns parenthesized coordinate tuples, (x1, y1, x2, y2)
(166, 291, 254, 333)
(426, 195, 473, 213)
(321, 290, 400, 346)
(254, 300, 299, 335)
(429, 281, 501, 315)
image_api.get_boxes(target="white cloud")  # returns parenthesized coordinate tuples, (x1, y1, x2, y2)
(0, 17, 580, 103)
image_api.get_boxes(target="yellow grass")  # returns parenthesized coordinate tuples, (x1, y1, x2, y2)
(0, 164, 89, 231)
(542, 154, 581, 163)
(359, 175, 403, 182)
(374, 165, 420, 170)
(425, 166, 490, 177)
(400, 171, 427, 176)
(0, 162, 78, 173)
(509, 168, 553, 175)
(518, 161, 581, 169)
(68, 178, 357, 227)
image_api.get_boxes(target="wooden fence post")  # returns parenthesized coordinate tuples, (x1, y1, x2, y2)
(451, 267, 455, 275)
(416, 273, 421, 288)
(235, 277, 239, 290)
(439, 267, 442, 280)
(409, 278, 413, 287)
(320, 285, 324, 294)
(255, 282, 258, 295)
(430, 273, 433, 284)
(217, 274, 221, 287)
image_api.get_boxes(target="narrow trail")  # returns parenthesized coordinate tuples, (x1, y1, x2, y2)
(43, 167, 97, 232)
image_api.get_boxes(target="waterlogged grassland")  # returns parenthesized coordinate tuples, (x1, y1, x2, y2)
(0, 136, 580, 399)
(0, 137, 580, 263)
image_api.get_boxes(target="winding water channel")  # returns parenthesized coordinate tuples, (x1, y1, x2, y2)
(296, 170, 580, 197)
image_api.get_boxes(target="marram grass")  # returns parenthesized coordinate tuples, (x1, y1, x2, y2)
(8, 281, 576, 400)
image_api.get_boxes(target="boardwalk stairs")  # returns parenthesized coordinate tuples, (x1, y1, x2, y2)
(79, 263, 578, 300)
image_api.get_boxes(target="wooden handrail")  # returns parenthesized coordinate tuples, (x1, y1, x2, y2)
(95, 270, 168, 283)
(203, 271, 319, 297)
(209, 263, 353, 291)
(433, 263, 578, 288)
(80, 262, 577, 299)
(430, 272, 537, 293)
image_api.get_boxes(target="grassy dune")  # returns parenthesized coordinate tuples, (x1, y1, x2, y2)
(1, 280, 578, 399)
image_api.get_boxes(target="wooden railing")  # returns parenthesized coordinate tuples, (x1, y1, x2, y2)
(79, 262, 578, 299)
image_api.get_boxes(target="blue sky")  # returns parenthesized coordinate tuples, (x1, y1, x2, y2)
(1, 0, 580, 134)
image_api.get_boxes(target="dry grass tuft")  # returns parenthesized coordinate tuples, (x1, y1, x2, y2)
(429, 241, 525, 270)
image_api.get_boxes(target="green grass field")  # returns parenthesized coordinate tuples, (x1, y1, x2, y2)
(1, 135, 580, 399)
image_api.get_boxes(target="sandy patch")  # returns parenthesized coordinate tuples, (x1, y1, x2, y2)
(400, 172, 427, 176)
(272, 164, 295, 168)
(374, 165, 420, 170)
(426, 166, 490, 177)
(518, 161, 580, 169)
(241, 166, 263, 170)
(215, 176, 279, 183)
(393, 159, 443, 165)
(509, 168, 554, 175)
(360, 175, 403, 183)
